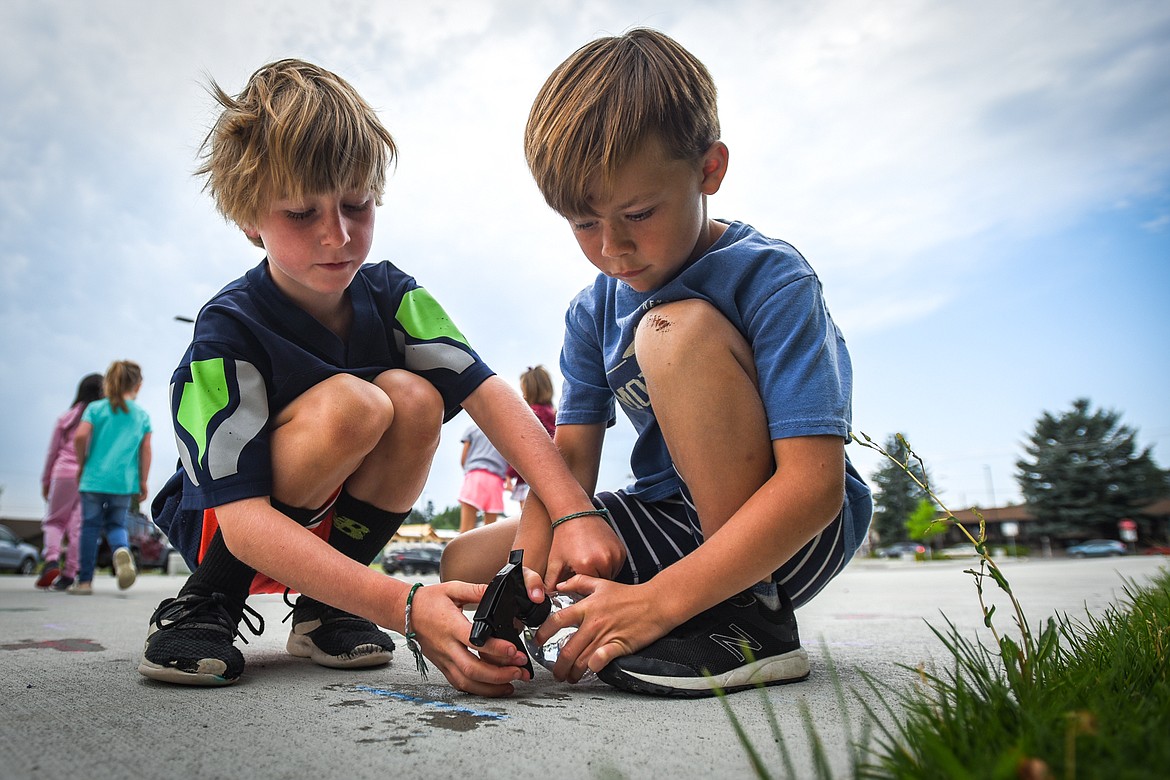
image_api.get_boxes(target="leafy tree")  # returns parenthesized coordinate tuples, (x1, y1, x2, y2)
(905, 497, 947, 550)
(869, 433, 932, 544)
(1016, 398, 1167, 537)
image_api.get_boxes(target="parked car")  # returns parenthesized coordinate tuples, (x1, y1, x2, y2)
(1066, 539, 1127, 558)
(873, 541, 925, 559)
(0, 523, 41, 575)
(938, 543, 980, 559)
(96, 511, 174, 571)
(381, 545, 444, 576)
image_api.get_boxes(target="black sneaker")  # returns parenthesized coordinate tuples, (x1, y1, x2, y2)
(285, 594, 394, 669)
(49, 574, 75, 591)
(138, 592, 264, 686)
(597, 589, 810, 698)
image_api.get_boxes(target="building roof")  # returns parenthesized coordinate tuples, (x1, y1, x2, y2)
(947, 504, 1036, 525)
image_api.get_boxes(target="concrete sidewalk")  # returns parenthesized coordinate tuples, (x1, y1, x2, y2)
(1, 556, 1165, 779)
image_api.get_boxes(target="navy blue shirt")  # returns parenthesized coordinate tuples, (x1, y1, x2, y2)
(167, 259, 493, 511)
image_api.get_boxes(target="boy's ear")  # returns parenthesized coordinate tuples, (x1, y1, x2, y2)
(699, 141, 729, 196)
(241, 225, 265, 248)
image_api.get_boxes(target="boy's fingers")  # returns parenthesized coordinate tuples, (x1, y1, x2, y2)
(438, 580, 488, 609)
(521, 567, 545, 603)
(532, 604, 573, 645)
(587, 641, 627, 674)
(474, 636, 531, 666)
(556, 573, 601, 595)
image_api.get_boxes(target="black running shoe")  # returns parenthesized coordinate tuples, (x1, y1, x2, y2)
(285, 594, 394, 669)
(138, 592, 263, 686)
(49, 574, 75, 591)
(597, 589, 810, 698)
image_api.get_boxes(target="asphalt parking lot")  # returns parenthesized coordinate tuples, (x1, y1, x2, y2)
(1, 555, 1165, 780)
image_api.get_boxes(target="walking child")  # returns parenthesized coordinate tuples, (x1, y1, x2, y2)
(506, 365, 557, 509)
(73, 361, 152, 595)
(37, 372, 104, 591)
(441, 29, 873, 698)
(140, 58, 597, 695)
(457, 424, 509, 533)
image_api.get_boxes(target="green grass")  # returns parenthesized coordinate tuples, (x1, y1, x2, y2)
(857, 569, 1169, 779)
(721, 432, 1169, 779)
(722, 568, 1169, 779)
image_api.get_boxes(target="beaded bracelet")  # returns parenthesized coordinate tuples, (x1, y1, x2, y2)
(404, 582, 429, 678)
(550, 507, 611, 531)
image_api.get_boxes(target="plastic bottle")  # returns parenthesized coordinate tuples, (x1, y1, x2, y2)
(522, 592, 596, 682)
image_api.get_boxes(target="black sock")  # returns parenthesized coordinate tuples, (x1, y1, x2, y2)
(179, 530, 256, 618)
(329, 491, 409, 565)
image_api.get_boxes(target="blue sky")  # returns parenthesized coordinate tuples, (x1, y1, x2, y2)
(1, 0, 1167, 523)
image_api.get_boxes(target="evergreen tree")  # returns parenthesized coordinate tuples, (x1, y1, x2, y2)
(1016, 398, 1167, 537)
(429, 505, 462, 531)
(869, 433, 932, 544)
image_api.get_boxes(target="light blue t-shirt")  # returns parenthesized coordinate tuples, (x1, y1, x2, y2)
(461, 425, 509, 478)
(558, 220, 870, 550)
(79, 399, 151, 495)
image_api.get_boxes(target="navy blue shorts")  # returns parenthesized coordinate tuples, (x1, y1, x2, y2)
(593, 484, 853, 609)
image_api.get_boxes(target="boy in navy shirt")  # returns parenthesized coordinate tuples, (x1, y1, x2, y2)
(442, 29, 872, 697)
(141, 58, 597, 696)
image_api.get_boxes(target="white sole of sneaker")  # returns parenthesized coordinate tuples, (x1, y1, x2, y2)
(113, 547, 137, 590)
(286, 631, 393, 669)
(604, 647, 811, 697)
(138, 658, 238, 686)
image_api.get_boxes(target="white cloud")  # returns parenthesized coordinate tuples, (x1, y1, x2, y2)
(0, 0, 1167, 518)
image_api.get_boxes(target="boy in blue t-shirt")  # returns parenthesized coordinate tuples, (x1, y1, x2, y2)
(140, 58, 598, 696)
(442, 29, 873, 698)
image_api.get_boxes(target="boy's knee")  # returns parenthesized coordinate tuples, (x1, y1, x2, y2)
(372, 370, 444, 440)
(303, 374, 395, 444)
(439, 531, 482, 582)
(373, 370, 443, 416)
(635, 299, 738, 370)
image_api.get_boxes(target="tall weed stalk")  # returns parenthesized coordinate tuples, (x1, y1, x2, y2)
(716, 433, 1168, 778)
(852, 431, 1060, 692)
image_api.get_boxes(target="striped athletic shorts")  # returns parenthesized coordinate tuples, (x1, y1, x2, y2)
(593, 483, 853, 609)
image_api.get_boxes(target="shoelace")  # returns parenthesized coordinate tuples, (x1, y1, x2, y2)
(281, 589, 366, 627)
(153, 591, 265, 644)
(278, 591, 383, 640)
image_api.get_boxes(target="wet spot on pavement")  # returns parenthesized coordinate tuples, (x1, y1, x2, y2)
(418, 710, 496, 732)
(0, 638, 105, 652)
(335, 683, 508, 732)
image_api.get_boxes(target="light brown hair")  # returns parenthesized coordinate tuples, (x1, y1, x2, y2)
(195, 58, 397, 247)
(519, 365, 554, 406)
(524, 28, 720, 217)
(104, 360, 142, 414)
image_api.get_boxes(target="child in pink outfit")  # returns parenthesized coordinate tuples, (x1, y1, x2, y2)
(38, 373, 104, 590)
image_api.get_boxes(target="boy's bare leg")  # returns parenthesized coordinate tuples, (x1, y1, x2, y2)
(271, 370, 442, 513)
(634, 299, 773, 539)
(441, 517, 517, 583)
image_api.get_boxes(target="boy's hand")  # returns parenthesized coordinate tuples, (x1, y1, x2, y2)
(409, 581, 534, 697)
(545, 516, 626, 592)
(532, 575, 673, 684)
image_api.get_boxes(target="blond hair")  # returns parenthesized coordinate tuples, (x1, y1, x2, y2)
(524, 28, 720, 217)
(104, 360, 142, 414)
(195, 58, 397, 246)
(519, 365, 554, 406)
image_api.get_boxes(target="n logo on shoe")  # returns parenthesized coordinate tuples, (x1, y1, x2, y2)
(709, 623, 762, 662)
